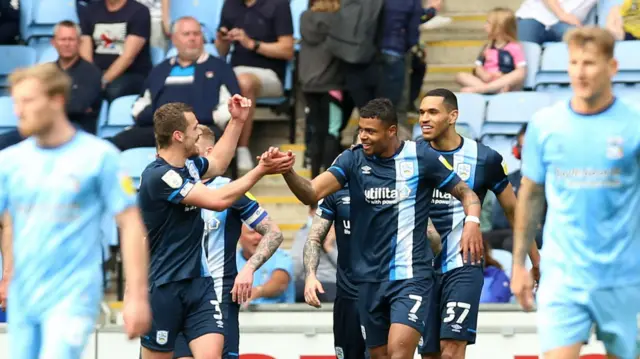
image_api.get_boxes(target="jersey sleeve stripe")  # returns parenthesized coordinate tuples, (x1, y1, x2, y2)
(244, 209, 268, 228)
(328, 166, 346, 182)
(437, 171, 457, 189)
(492, 177, 509, 192)
(240, 201, 259, 216)
(167, 180, 195, 202)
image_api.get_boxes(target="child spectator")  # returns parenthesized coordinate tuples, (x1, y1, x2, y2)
(480, 240, 512, 303)
(456, 8, 527, 94)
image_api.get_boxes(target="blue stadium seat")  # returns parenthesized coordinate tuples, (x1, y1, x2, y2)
(23, 0, 79, 42)
(483, 92, 552, 136)
(0, 46, 37, 89)
(165, 44, 220, 59)
(454, 93, 486, 139)
(290, 0, 308, 42)
(522, 42, 541, 90)
(481, 135, 520, 175)
(0, 97, 18, 134)
(598, 0, 624, 27)
(101, 95, 137, 137)
(256, 60, 297, 143)
(169, 0, 224, 42)
(98, 100, 109, 129)
(535, 42, 570, 89)
(121, 147, 157, 188)
(37, 45, 59, 64)
(613, 41, 640, 84)
(151, 46, 166, 66)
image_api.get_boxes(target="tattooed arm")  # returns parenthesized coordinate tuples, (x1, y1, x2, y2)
(245, 216, 285, 271)
(513, 177, 546, 267)
(427, 218, 442, 255)
(303, 216, 334, 279)
(448, 181, 482, 217)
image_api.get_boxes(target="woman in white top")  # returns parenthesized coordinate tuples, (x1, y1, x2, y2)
(515, 0, 597, 44)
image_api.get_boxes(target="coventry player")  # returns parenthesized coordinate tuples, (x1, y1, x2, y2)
(0, 63, 151, 359)
(511, 27, 640, 359)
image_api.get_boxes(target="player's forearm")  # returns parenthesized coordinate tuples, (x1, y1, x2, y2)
(304, 217, 333, 278)
(450, 182, 482, 218)
(206, 119, 244, 176)
(246, 220, 284, 271)
(257, 278, 288, 298)
(426, 218, 442, 255)
(119, 208, 149, 295)
(513, 179, 546, 267)
(0, 213, 13, 280)
(211, 169, 263, 211)
(283, 170, 317, 205)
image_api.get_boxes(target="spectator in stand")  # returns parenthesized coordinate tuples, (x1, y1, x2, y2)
(480, 239, 512, 303)
(106, 17, 240, 151)
(606, 0, 640, 41)
(0, 0, 19, 45)
(237, 224, 295, 305)
(79, 0, 152, 102)
(291, 204, 338, 303)
(515, 0, 597, 45)
(299, 0, 345, 178)
(215, 0, 295, 171)
(0, 20, 103, 150)
(456, 8, 527, 94)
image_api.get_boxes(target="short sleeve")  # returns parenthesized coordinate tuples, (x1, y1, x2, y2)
(273, 250, 294, 278)
(79, 8, 94, 38)
(316, 194, 337, 221)
(231, 192, 268, 229)
(485, 150, 510, 195)
(420, 147, 461, 192)
(148, 167, 196, 204)
(98, 148, 137, 216)
(508, 42, 526, 68)
(219, 1, 234, 29)
(327, 149, 353, 187)
(127, 5, 151, 39)
(274, 0, 294, 37)
(187, 156, 210, 177)
(521, 120, 546, 184)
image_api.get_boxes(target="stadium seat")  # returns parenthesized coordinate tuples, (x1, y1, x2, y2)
(121, 147, 157, 188)
(455, 93, 486, 139)
(101, 95, 137, 137)
(492, 249, 513, 278)
(23, 0, 79, 43)
(165, 43, 220, 59)
(0, 97, 18, 134)
(98, 100, 109, 129)
(290, 0, 309, 42)
(0, 46, 37, 90)
(256, 60, 297, 144)
(481, 135, 520, 175)
(37, 45, 59, 64)
(521, 42, 541, 90)
(169, 0, 224, 42)
(482, 92, 552, 136)
(151, 46, 166, 66)
(535, 42, 570, 89)
(613, 41, 640, 84)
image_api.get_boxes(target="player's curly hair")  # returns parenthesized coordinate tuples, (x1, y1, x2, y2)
(359, 98, 397, 127)
(153, 102, 195, 149)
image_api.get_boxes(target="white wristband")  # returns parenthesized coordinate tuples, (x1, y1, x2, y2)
(465, 215, 480, 224)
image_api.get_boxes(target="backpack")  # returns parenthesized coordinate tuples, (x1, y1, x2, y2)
(325, 0, 385, 64)
(476, 41, 516, 74)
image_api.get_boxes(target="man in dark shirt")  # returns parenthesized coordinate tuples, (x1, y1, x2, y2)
(215, 0, 295, 171)
(0, 20, 102, 150)
(0, 0, 19, 45)
(79, 0, 152, 102)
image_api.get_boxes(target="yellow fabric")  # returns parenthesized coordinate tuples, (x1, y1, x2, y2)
(621, 0, 640, 39)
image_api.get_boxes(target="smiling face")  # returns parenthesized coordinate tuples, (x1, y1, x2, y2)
(358, 116, 396, 157)
(418, 95, 458, 141)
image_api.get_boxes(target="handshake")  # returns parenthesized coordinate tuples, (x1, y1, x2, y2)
(253, 146, 296, 175)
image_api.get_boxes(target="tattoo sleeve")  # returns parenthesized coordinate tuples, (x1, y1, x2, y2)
(426, 218, 442, 255)
(246, 216, 284, 271)
(283, 170, 317, 205)
(303, 216, 333, 278)
(448, 181, 482, 216)
(513, 179, 546, 266)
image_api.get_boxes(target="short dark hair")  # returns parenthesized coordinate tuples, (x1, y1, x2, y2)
(425, 88, 458, 112)
(359, 98, 397, 127)
(517, 123, 528, 137)
(154, 102, 195, 149)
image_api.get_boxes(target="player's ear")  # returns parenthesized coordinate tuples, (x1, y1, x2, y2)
(448, 108, 459, 125)
(388, 124, 397, 137)
(173, 130, 184, 143)
(608, 57, 618, 78)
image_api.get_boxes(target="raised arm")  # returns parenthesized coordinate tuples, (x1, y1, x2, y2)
(283, 170, 342, 205)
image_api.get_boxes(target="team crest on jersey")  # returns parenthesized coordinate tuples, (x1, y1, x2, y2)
(606, 136, 624, 159)
(456, 163, 471, 181)
(186, 159, 201, 181)
(156, 330, 168, 345)
(400, 161, 414, 178)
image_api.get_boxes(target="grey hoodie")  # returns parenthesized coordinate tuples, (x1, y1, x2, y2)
(298, 10, 344, 93)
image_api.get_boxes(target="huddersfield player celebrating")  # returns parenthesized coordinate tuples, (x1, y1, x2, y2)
(274, 98, 483, 359)
(0, 63, 151, 359)
(512, 27, 640, 359)
(173, 125, 286, 359)
(138, 100, 293, 359)
(416, 88, 541, 359)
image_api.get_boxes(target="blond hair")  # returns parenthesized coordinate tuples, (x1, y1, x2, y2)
(564, 26, 615, 59)
(9, 63, 72, 101)
(486, 7, 518, 42)
(197, 124, 216, 146)
(311, 0, 340, 12)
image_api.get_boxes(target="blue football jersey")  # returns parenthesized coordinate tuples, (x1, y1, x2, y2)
(425, 137, 509, 273)
(0, 132, 136, 317)
(317, 186, 358, 299)
(327, 140, 461, 282)
(522, 98, 640, 289)
(138, 156, 210, 286)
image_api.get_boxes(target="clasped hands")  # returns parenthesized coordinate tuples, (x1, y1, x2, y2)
(255, 146, 296, 175)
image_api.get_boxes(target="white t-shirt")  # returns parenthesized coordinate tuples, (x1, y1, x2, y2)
(515, 0, 597, 27)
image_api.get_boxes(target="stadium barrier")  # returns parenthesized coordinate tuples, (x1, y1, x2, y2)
(0, 304, 618, 358)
